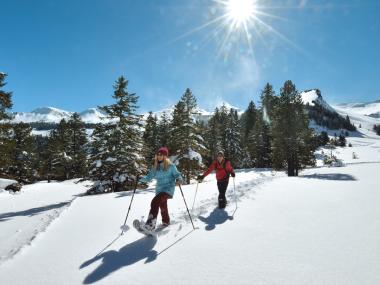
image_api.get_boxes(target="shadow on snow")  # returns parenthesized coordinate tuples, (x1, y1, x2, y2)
(0, 201, 70, 222)
(80, 236, 157, 284)
(198, 207, 233, 231)
(299, 173, 357, 181)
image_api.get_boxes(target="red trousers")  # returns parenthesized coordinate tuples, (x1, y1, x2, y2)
(148, 192, 171, 224)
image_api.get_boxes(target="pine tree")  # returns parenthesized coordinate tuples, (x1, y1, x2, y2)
(247, 110, 272, 168)
(240, 101, 257, 144)
(45, 119, 72, 180)
(89, 76, 145, 191)
(260, 83, 277, 124)
(142, 112, 159, 166)
(157, 111, 171, 147)
(0, 72, 13, 121)
(169, 89, 204, 184)
(271, 80, 315, 176)
(203, 108, 221, 164)
(0, 72, 14, 176)
(6, 122, 37, 182)
(67, 113, 88, 178)
(226, 108, 243, 167)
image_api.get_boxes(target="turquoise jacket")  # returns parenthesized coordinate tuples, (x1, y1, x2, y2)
(139, 163, 183, 197)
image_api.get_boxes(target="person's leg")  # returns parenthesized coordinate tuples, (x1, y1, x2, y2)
(146, 193, 163, 229)
(159, 193, 171, 225)
(217, 180, 229, 208)
(146, 192, 170, 229)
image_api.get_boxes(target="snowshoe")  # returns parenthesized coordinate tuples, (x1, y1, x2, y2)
(133, 219, 156, 237)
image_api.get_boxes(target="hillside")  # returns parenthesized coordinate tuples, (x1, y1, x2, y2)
(1, 124, 380, 284)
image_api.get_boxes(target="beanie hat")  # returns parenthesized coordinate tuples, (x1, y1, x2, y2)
(157, 147, 169, 156)
(217, 150, 224, 156)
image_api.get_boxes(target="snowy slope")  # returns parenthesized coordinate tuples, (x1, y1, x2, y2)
(333, 103, 380, 131)
(1, 126, 380, 284)
(0, 180, 90, 264)
(335, 100, 380, 118)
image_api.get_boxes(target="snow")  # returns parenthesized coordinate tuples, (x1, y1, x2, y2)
(335, 101, 380, 117)
(1, 108, 380, 285)
(0, 179, 90, 264)
(0, 178, 17, 190)
(10, 107, 113, 124)
(300, 89, 336, 112)
(79, 108, 108, 124)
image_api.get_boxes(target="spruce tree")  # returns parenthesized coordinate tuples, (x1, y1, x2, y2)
(260, 83, 277, 124)
(226, 108, 243, 167)
(67, 113, 88, 178)
(142, 112, 159, 166)
(169, 89, 204, 184)
(157, 111, 171, 147)
(89, 76, 145, 191)
(271, 80, 315, 176)
(203, 108, 222, 164)
(248, 110, 272, 168)
(240, 101, 256, 144)
(0, 72, 13, 176)
(45, 119, 72, 180)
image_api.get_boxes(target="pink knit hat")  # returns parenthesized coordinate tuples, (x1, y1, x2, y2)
(157, 147, 169, 156)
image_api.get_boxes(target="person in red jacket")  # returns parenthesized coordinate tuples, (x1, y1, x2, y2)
(197, 150, 235, 209)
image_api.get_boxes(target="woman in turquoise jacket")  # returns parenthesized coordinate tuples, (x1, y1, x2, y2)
(139, 147, 183, 230)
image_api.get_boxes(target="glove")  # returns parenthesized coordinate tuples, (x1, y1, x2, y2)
(231, 172, 235, 178)
(197, 175, 204, 182)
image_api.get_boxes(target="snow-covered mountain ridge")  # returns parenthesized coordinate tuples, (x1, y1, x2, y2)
(8, 93, 380, 127)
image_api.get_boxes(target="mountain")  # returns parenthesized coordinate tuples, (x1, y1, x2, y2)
(142, 102, 241, 124)
(334, 100, 380, 119)
(13, 107, 73, 123)
(300, 89, 356, 132)
(12, 107, 110, 124)
(79, 108, 109, 124)
(300, 89, 335, 112)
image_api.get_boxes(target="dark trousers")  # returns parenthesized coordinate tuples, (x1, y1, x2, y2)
(217, 180, 229, 207)
(147, 192, 171, 225)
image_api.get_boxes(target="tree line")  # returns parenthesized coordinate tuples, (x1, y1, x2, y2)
(1, 72, 353, 190)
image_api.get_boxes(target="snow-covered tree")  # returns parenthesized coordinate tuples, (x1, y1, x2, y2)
(226, 108, 243, 167)
(66, 113, 88, 178)
(89, 76, 145, 191)
(157, 111, 171, 147)
(247, 110, 271, 168)
(169, 88, 205, 184)
(0, 72, 13, 176)
(6, 122, 36, 182)
(142, 111, 159, 166)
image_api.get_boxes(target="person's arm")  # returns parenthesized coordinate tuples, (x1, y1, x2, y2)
(226, 161, 235, 177)
(203, 161, 216, 178)
(171, 164, 183, 184)
(139, 168, 155, 183)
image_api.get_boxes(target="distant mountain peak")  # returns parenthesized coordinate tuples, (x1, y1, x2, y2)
(300, 89, 335, 112)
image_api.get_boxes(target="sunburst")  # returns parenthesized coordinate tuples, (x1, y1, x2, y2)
(168, 0, 300, 59)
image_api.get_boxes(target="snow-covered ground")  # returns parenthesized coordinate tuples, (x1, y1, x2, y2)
(1, 112, 380, 284)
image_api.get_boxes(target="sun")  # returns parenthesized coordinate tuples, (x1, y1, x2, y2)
(225, 0, 256, 28)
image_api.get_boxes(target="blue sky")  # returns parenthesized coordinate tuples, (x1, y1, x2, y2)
(1, 0, 379, 113)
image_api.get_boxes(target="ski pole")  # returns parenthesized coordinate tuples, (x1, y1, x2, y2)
(121, 174, 140, 235)
(178, 184, 196, 230)
(191, 182, 199, 211)
(233, 177, 238, 209)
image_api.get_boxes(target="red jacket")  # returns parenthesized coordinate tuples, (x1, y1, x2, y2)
(203, 159, 235, 182)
